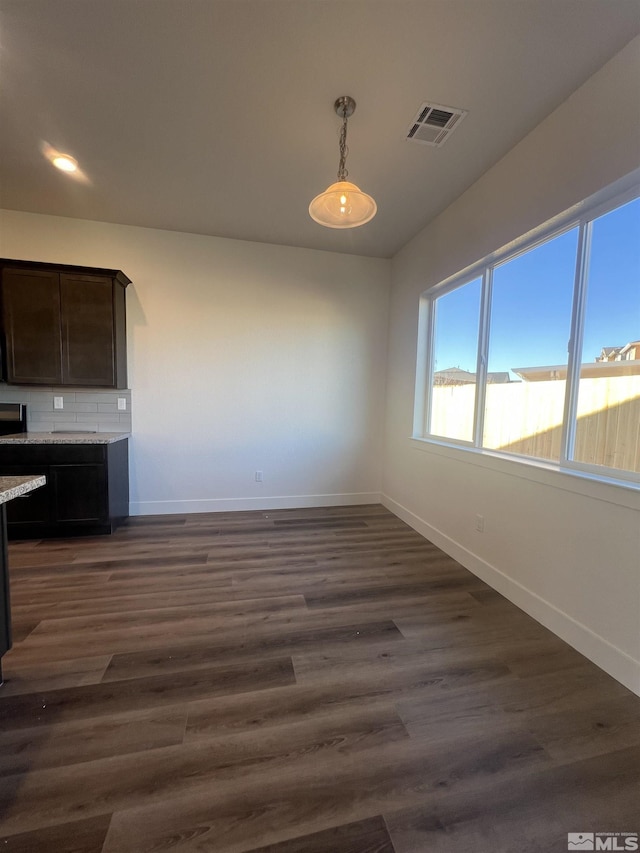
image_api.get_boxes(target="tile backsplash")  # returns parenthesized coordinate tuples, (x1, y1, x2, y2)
(0, 386, 132, 433)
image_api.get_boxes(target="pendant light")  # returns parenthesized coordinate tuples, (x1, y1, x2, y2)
(309, 96, 377, 229)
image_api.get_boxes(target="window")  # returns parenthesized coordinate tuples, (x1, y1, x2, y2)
(574, 201, 640, 473)
(414, 188, 640, 484)
(483, 229, 578, 462)
(429, 277, 481, 443)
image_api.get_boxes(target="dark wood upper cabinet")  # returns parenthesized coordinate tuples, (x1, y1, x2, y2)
(61, 273, 116, 386)
(2, 268, 63, 385)
(0, 260, 130, 388)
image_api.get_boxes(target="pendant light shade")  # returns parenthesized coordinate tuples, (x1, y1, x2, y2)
(309, 97, 377, 229)
(309, 180, 377, 229)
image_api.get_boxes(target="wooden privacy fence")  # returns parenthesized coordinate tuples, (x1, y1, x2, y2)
(430, 375, 640, 473)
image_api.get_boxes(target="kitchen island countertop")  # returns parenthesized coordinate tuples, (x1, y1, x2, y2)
(0, 475, 47, 506)
(0, 432, 130, 445)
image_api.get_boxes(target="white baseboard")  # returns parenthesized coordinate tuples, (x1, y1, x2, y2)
(129, 491, 381, 516)
(381, 493, 640, 697)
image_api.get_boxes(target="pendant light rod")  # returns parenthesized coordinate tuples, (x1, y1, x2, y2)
(335, 96, 355, 182)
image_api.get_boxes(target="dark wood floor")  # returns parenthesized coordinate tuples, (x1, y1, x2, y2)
(0, 504, 638, 852)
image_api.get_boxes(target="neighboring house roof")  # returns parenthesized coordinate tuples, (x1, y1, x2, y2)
(433, 367, 477, 384)
(619, 340, 640, 356)
(434, 368, 511, 384)
(596, 341, 640, 362)
(486, 372, 511, 384)
(599, 346, 621, 359)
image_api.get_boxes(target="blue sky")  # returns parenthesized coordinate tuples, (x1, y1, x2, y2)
(433, 196, 640, 377)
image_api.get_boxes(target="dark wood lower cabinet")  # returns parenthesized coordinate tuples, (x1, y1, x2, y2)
(0, 440, 129, 539)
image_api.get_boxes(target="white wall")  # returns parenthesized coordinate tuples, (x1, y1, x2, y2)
(0, 213, 391, 513)
(382, 37, 640, 694)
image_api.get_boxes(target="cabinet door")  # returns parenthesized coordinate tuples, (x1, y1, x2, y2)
(1, 269, 62, 385)
(60, 274, 115, 386)
(51, 464, 107, 523)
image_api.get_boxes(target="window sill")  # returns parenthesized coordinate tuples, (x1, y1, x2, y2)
(410, 436, 640, 511)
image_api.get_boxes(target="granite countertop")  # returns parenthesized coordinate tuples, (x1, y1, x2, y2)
(0, 475, 46, 506)
(0, 432, 130, 445)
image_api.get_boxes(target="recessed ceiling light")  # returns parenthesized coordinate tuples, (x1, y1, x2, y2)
(42, 142, 79, 173)
(40, 141, 90, 185)
(51, 153, 78, 173)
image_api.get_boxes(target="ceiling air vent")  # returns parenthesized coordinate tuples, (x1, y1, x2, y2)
(406, 101, 468, 147)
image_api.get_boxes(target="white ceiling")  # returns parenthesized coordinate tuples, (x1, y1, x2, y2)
(1, 1, 639, 258)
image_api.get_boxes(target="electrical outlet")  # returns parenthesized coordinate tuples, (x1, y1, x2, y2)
(475, 514, 485, 533)
(255, 470, 263, 483)
(117, 398, 127, 411)
(53, 396, 64, 410)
